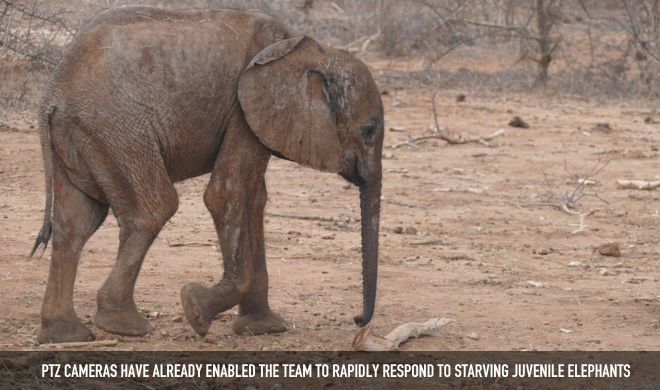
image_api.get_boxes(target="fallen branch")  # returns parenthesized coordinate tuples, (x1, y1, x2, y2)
(393, 129, 504, 148)
(352, 318, 451, 351)
(393, 92, 504, 149)
(38, 339, 119, 349)
(616, 179, 660, 190)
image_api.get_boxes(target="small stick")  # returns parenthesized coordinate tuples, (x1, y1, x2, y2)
(435, 187, 487, 194)
(166, 240, 215, 248)
(38, 339, 119, 349)
(383, 198, 422, 209)
(266, 212, 335, 222)
(409, 239, 446, 246)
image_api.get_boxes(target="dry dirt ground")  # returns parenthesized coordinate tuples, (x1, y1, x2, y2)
(0, 58, 658, 351)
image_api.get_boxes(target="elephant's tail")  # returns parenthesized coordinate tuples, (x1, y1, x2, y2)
(30, 105, 56, 257)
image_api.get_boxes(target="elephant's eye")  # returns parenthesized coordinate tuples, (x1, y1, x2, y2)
(360, 121, 377, 142)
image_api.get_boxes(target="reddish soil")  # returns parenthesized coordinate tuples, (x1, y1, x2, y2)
(0, 67, 658, 351)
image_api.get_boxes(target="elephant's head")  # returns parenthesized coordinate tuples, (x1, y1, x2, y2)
(238, 36, 384, 327)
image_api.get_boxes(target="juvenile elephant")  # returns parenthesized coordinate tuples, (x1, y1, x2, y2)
(31, 6, 384, 343)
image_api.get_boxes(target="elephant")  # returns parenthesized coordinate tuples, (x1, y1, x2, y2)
(30, 6, 384, 343)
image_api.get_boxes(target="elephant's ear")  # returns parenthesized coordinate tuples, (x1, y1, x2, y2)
(238, 37, 342, 173)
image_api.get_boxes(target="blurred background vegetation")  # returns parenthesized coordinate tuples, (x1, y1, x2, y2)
(1, 0, 658, 118)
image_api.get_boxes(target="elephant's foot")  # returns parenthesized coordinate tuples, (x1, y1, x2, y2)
(233, 310, 290, 335)
(37, 317, 96, 344)
(94, 303, 151, 336)
(180, 282, 213, 336)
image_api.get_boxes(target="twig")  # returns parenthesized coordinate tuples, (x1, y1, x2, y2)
(383, 198, 422, 209)
(165, 240, 215, 248)
(540, 160, 610, 210)
(409, 239, 446, 246)
(561, 159, 610, 209)
(537, 160, 611, 234)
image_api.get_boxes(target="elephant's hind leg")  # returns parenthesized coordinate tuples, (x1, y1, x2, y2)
(89, 141, 179, 337)
(38, 164, 108, 344)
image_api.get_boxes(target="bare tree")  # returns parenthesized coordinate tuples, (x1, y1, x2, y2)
(387, 0, 562, 87)
(534, 0, 553, 87)
(621, 0, 659, 63)
(578, 0, 660, 95)
(621, 0, 659, 94)
(511, 0, 561, 88)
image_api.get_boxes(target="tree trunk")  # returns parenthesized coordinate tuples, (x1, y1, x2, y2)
(536, 0, 552, 88)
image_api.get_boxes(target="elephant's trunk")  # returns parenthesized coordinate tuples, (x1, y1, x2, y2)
(354, 177, 381, 327)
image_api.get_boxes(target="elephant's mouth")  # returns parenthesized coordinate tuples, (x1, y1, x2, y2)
(340, 171, 365, 187)
(339, 153, 365, 186)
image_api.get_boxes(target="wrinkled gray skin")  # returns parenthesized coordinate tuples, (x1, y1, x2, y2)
(31, 6, 384, 343)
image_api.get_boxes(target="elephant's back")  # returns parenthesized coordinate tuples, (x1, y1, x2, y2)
(80, 6, 269, 31)
(50, 7, 272, 90)
(46, 5, 293, 115)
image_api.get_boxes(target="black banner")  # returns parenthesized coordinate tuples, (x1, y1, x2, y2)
(1, 351, 657, 389)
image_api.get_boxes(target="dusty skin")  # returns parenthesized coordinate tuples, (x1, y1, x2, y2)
(0, 62, 658, 350)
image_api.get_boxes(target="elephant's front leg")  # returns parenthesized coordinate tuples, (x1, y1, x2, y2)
(180, 119, 288, 336)
(230, 178, 290, 336)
